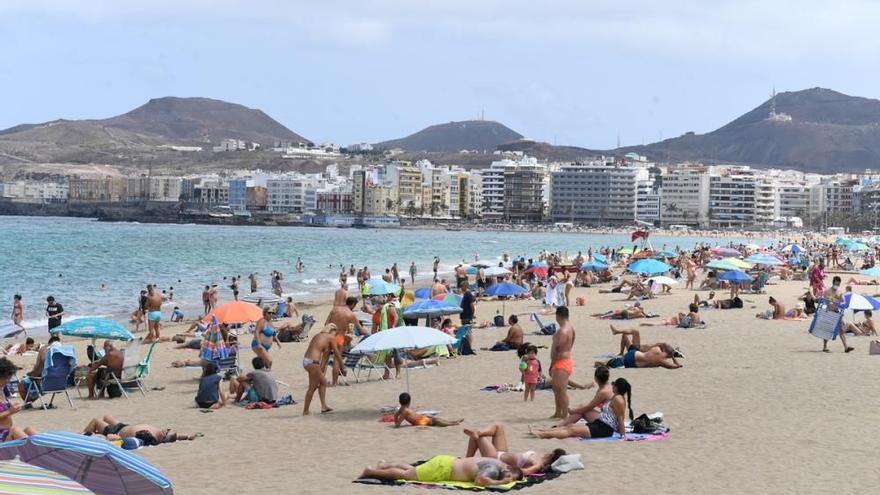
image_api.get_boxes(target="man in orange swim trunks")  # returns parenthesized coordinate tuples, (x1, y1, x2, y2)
(550, 306, 575, 419)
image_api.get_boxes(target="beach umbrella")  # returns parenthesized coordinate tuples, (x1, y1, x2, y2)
(528, 260, 548, 268)
(627, 259, 671, 275)
(363, 278, 401, 296)
(0, 320, 24, 340)
(631, 250, 655, 259)
(414, 288, 431, 299)
(580, 260, 608, 272)
(781, 244, 803, 254)
(617, 247, 635, 255)
(647, 276, 678, 287)
(0, 458, 95, 494)
(483, 266, 511, 277)
(835, 238, 850, 246)
(653, 250, 677, 259)
(705, 259, 744, 271)
(593, 254, 607, 263)
(839, 293, 880, 311)
(55, 318, 133, 342)
(847, 242, 869, 252)
(402, 300, 462, 320)
(718, 270, 753, 283)
(351, 326, 455, 392)
(859, 266, 880, 277)
(241, 292, 282, 305)
(722, 257, 753, 269)
(0, 432, 173, 495)
(713, 247, 742, 257)
(524, 265, 548, 278)
(433, 293, 462, 306)
(202, 300, 262, 325)
(745, 254, 783, 266)
(465, 266, 477, 275)
(745, 243, 762, 251)
(484, 282, 528, 318)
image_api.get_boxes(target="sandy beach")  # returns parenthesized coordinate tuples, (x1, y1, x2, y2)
(7, 275, 879, 495)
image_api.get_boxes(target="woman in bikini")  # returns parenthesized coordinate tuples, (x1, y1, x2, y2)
(553, 366, 613, 426)
(462, 422, 566, 476)
(252, 307, 281, 369)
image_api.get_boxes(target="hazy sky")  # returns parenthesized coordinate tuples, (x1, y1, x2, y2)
(3, 0, 880, 148)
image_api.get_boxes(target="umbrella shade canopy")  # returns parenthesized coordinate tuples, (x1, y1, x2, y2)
(834, 238, 850, 246)
(528, 260, 548, 268)
(0, 459, 95, 494)
(352, 326, 455, 353)
(524, 266, 548, 277)
(781, 244, 803, 254)
(744, 243, 762, 250)
(364, 278, 401, 296)
(202, 301, 263, 324)
(847, 242, 869, 252)
(484, 282, 528, 297)
(402, 300, 462, 319)
(433, 293, 462, 305)
(713, 247, 742, 257)
(580, 261, 608, 272)
(413, 288, 432, 299)
(0, 320, 25, 340)
(617, 247, 634, 255)
(627, 259, 671, 275)
(240, 292, 283, 305)
(839, 293, 880, 311)
(718, 270, 753, 283)
(465, 266, 477, 275)
(721, 257, 752, 269)
(859, 266, 880, 277)
(483, 266, 511, 277)
(593, 254, 607, 263)
(745, 254, 783, 266)
(705, 259, 744, 271)
(653, 250, 677, 259)
(647, 276, 679, 286)
(0, 432, 173, 495)
(631, 250, 655, 259)
(55, 319, 133, 342)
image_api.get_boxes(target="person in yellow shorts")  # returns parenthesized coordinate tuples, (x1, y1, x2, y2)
(361, 455, 521, 486)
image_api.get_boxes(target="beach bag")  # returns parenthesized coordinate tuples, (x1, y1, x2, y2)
(631, 414, 662, 434)
(458, 336, 475, 356)
(870, 340, 880, 355)
(493, 315, 505, 327)
(540, 323, 557, 336)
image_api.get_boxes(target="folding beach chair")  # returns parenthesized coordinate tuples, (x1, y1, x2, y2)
(530, 313, 557, 335)
(809, 299, 843, 341)
(291, 314, 316, 342)
(335, 350, 387, 384)
(25, 345, 76, 410)
(104, 341, 156, 398)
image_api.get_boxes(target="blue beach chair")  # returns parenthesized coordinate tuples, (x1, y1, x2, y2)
(809, 299, 843, 341)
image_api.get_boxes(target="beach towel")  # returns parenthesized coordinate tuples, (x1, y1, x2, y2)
(354, 463, 563, 491)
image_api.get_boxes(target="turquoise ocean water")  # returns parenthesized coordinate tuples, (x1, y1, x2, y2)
(0, 216, 763, 334)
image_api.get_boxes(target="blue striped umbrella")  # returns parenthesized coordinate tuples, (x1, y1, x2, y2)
(718, 270, 753, 283)
(0, 459, 94, 494)
(413, 288, 431, 299)
(580, 260, 608, 271)
(55, 318, 133, 341)
(363, 278, 401, 296)
(402, 300, 462, 319)
(0, 432, 173, 494)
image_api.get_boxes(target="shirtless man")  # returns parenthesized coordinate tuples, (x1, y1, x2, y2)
(549, 306, 575, 419)
(361, 455, 521, 487)
(144, 285, 164, 343)
(756, 297, 785, 320)
(455, 264, 468, 290)
(596, 326, 682, 369)
(82, 414, 200, 445)
(18, 335, 59, 400)
(843, 309, 877, 336)
(431, 278, 448, 298)
(326, 296, 368, 336)
(490, 315, 523, 351)
(302, 325, 344, 415)
(333, 281, 349, 307)
(201, 286, 211, 315)
(86, 340, 124, 399)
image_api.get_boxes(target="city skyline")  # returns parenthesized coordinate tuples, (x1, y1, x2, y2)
(4, 1, 880, 148)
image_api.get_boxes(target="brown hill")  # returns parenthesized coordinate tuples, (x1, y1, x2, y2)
(376, 120, 523, 152)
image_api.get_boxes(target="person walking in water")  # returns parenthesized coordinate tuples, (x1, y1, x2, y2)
(11, 295, 24, 330)
(409, 262, 417, 285)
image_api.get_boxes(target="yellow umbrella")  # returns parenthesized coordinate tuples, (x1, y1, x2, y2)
(723, 257, 752, 269)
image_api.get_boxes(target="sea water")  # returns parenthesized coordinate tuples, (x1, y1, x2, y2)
(0, 216, 763, 333)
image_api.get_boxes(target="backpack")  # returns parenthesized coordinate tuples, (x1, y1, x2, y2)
(631, 414, 665, 434)
(458, 336, 476, 356)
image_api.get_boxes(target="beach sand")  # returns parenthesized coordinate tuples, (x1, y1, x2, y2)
(9, 277, 880, 495)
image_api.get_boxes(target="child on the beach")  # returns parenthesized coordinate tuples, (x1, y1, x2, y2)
(521, 345, 540, 401)
(393, 392, 463, 427)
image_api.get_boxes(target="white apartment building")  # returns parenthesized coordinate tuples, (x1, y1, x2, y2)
(660, 168, 710, 227)
(477, 164, 505, 220)
(754, 177, 777, 226)
(636, 180, 661, 225)
(0, 181, 68, 202)
(126, 177, 182, 202)
(709, 173, 756, 228)
(549, 164, 647, 225)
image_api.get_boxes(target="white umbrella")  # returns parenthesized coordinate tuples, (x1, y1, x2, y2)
(647, 276, 678, 287)
(352, 326, 454, 392)
(241, 292, 283, 305)
(483, 266, 512, 277)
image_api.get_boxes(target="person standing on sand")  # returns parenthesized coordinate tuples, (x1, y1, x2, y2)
(11, 295, 23, 330)
(45, 296, 64, 335)
(144, 285, 165, 343)
(391, 263, 400, 284)
(550, 306, 575, 419)
(201, 286, 211, 316)
(333, 280, 349, 307)
(302, 325, 344, 415)
(326, 296, 368, 336)
(459, 281, 476, 326)
(409, 262, 417, 284)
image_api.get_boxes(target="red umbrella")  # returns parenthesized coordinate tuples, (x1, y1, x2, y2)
(525, 266, 548, 278)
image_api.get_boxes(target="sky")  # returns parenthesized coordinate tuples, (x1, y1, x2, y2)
(3, 0, 880, 149)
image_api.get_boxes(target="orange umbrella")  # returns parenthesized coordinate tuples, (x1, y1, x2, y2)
(202, 301, 264, 324)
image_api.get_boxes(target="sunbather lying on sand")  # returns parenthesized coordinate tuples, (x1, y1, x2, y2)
(82, 414, 201, 445)
(592, 302, 647, 320)
(594, 326, 682, 369)
(361, 456, 522, 487)
(394, 393, 462, 427)
(463, 422, 565, 476)
(639, 303, 701, 328)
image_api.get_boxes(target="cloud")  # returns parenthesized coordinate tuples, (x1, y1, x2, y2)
(4, 0, 880, 58)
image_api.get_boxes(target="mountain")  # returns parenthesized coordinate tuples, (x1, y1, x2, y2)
(622, 88, 880, 172)
(497, 140, 602, 162)
(376, 120, 523, 152)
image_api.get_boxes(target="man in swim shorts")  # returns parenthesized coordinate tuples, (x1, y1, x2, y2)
(550, 306, 575, 419)
(144, 285, 165, 343)
(361, 455, 521, 487)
